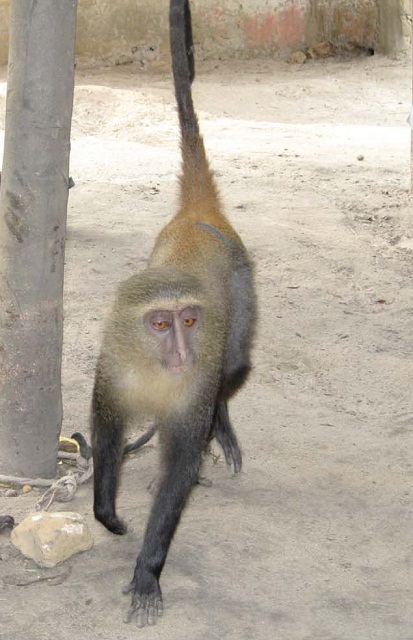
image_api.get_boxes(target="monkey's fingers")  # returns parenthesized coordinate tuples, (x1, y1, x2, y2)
(123, 588, 163, 627)
(136, 596, 163, 627)
(123, 601, 136, 624)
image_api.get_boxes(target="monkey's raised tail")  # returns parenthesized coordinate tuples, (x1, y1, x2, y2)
(169, 0, 221, 213)
(170, 0, 197, 143)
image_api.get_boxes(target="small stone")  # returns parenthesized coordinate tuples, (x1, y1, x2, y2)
(11, 511, 93, 568)
(357, 155, 365, 161)
(22, 484, 32, 494)
(4, 489, 18, 497)
(0, 515, 15, 532)
(289, 51, 306, 64)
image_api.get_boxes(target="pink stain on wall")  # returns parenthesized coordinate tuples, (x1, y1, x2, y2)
(277, 4, 307, 49)
(336, 9, 375, 46)
(243, 3, 306, 50)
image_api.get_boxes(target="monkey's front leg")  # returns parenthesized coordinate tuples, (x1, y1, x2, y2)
(91, 385, 127, 535)
(124, 416, 210, 627)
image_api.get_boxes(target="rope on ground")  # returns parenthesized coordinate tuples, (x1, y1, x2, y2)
(34, 452, 94, 511)
(0, 449, 93, 511)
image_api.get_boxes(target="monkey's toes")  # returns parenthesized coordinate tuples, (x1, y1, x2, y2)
(123, 589, 163, 627)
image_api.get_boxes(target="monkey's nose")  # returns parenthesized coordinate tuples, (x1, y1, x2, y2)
(176, 347, 187, 363)
(174, 326, 188, 362)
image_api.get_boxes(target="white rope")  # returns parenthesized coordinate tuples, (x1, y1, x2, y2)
(0, 451, 93, 510)
(34, 454, 94, 511)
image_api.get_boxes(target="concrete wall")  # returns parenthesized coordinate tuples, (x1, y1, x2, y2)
(0, 0, 410, 67)
(0, 0, 9, 65)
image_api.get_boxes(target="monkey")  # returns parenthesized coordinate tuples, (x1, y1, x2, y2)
(91, 0, 256, 627)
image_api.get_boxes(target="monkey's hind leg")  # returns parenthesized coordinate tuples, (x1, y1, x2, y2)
(212, 401, 242, 473)
(92, 386, 127, 535)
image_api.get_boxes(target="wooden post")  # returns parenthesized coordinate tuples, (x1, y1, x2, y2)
(0, 1, 78, 479)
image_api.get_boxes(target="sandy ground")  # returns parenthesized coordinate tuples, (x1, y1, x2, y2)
(1, 53, 413, 640)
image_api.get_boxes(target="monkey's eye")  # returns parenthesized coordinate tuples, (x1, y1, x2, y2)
(182, 318, 196, 327)
(180, 306, 200, 328)
(152, 320, 170, 331)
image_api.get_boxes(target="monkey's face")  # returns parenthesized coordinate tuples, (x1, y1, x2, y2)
(144, 305, 201, 374)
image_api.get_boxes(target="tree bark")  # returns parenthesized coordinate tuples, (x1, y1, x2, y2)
(0, 0, 77, 479)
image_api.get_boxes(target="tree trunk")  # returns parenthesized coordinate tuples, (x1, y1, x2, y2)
(0, 0, 78, 479)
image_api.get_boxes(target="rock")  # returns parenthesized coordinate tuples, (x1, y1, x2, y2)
(289, 51, 307, 65)
(22, 484, 32, 494)
(0, 515, 15, 532)
(11, 511, 93, 568)
(308, 42, 334, 59)
(4, 489, 18, 497)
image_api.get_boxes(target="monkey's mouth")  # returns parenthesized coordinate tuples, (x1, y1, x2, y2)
(160, 358, 190, 374)
(168, 363, 190, 375)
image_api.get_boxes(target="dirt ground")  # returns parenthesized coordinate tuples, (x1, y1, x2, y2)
(1, 53, 413, 640)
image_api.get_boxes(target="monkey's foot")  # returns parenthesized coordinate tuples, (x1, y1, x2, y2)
(123, 576, 163, 627)
(95, 510, 127, 535)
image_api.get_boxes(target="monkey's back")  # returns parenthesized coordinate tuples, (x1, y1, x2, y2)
(149, 216, 244, 301)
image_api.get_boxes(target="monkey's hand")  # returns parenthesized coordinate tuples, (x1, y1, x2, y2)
(122, 565, 163, 627)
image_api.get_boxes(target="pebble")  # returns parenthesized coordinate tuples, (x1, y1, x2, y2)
(289, 51, 306, 64)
